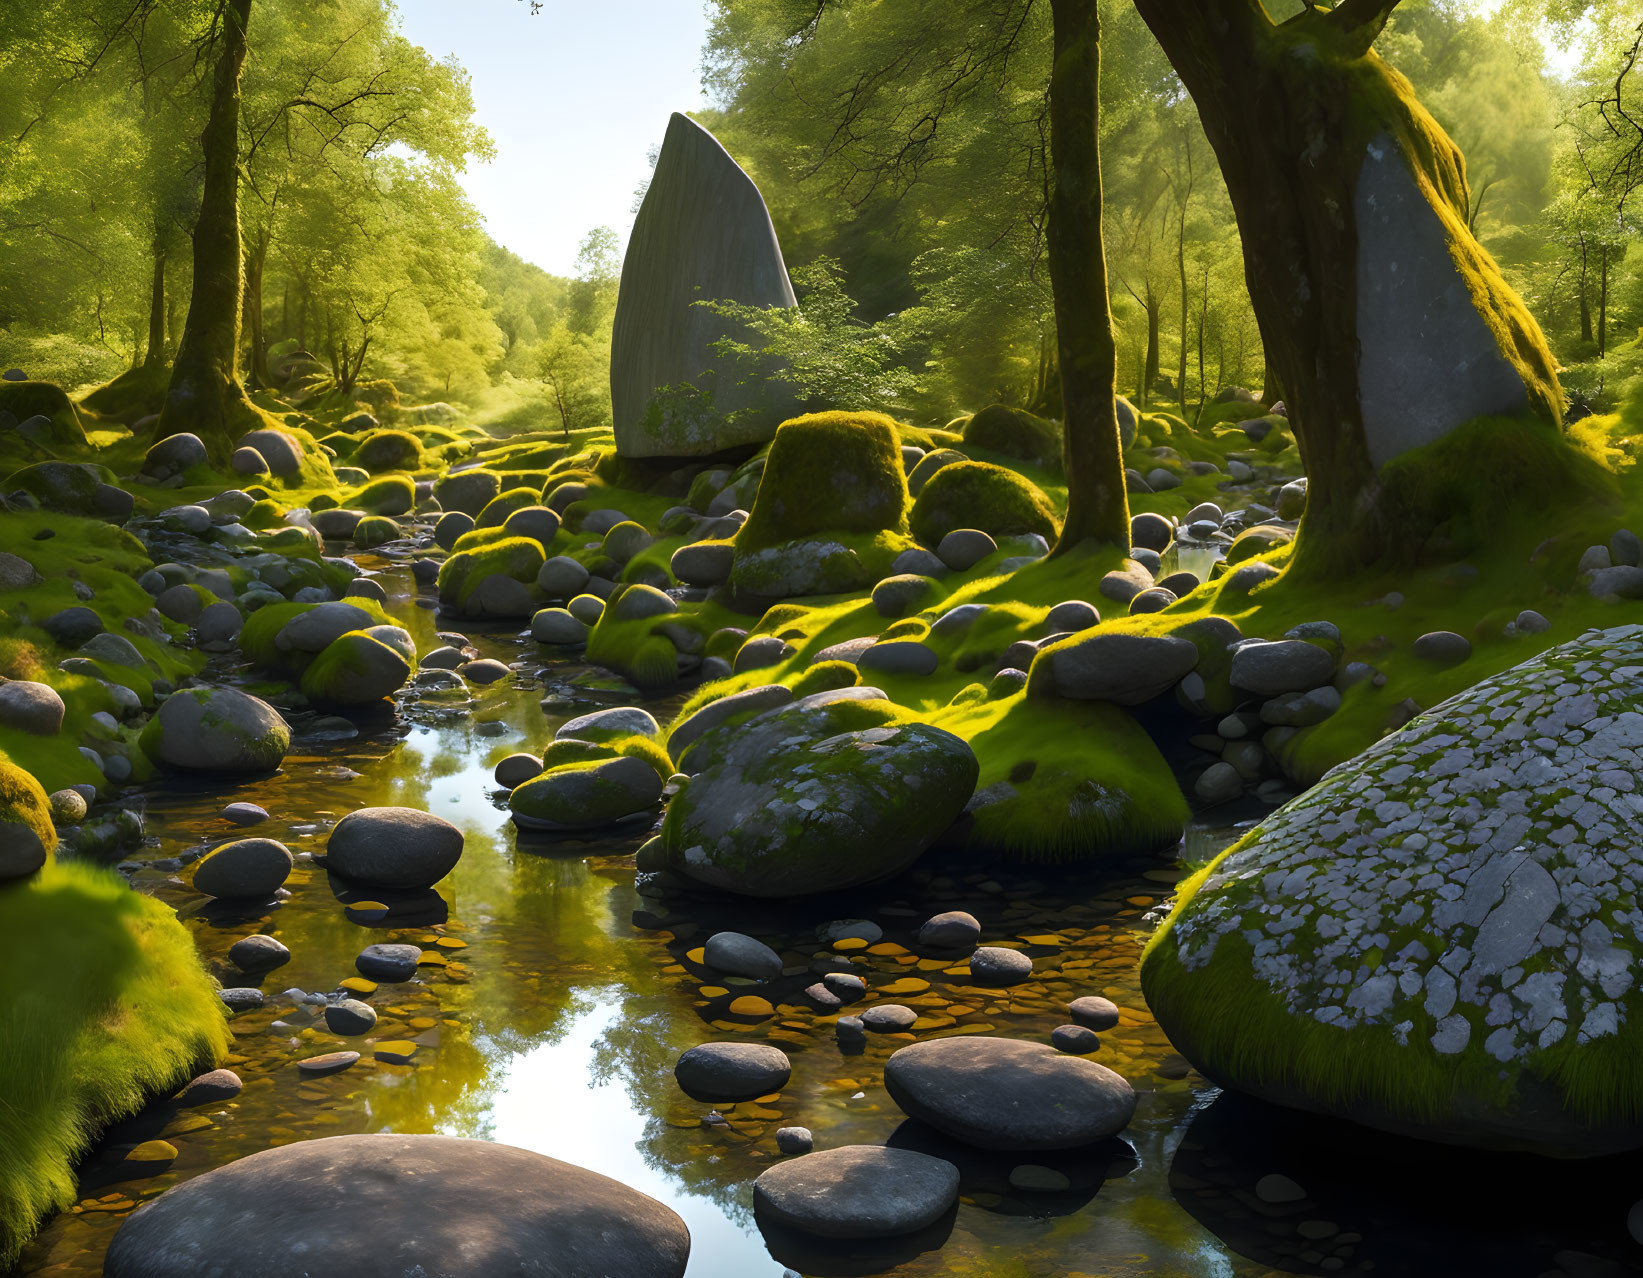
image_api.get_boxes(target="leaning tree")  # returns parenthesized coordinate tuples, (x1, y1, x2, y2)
(1131, 0, 1566, 565)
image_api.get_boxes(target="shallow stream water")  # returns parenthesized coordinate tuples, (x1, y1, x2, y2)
(10, 559, 1643, 1278)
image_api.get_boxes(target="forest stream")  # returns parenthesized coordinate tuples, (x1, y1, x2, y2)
(9, 554, 1643, 1278)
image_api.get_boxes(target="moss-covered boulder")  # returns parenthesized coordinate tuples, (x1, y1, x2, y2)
(299, 631, 412, 706)
(0, 755, 55, 880)
(931, 693, 1188, 863)
(508, 755, 665, 831)
(352, 516, 403, 550)
(4, 462, 131, 522)
(662, 691, 978, 897)
(353, 430, 422, 474)
(0, 381, 88, 449)
(476, 487, 545, 530)
(1143, 625, 1643, 1157)
(436, 536, 546, 619)
(725, 413, 915, 599)
(910, 461, 1058, 544)
(140, 687, 290, 774)
(962, 404, 1062, 467)
(352, 475, 415, 517)
(737, 413, 909, 549)
(433, 468, 501, 516)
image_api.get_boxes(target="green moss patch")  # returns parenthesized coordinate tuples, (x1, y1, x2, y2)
(0, 859, 229, 1264)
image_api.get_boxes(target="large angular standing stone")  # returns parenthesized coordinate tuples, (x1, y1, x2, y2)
(611, 112, 798, 458)
(1355, 132, 1546, 468)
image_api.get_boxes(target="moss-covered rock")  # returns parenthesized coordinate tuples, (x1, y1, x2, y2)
(4, 462, 131, 522)
(736, 413, 910, 551)
(352, 516, 403, 550)
(1142, 625, 1643, 1157)
(433, 468, 501, 516)
(353, 430, 423, 474)
(910, 460, 1059, 544)
(962, 404, 1063, 467)
(0, 754, 55, 880)
(930, 693, 1187, 862)
(298, 631, 412, 705)
(729, 530, 912, 601)
(436, 536, 546, 619)
(139, 687, 290, 774)
(476, 487, 545, 530)
(662, 692, 978, 897)
(509, 755, 665, 830)
(0, 380, 88, 448)
(351, 475, 415, 517)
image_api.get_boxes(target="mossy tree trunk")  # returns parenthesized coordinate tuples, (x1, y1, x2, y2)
(144, 234, 166, 369)
(1132, 0, 1564, 569)
(1046, 0, 1131, 555)
(244, 226, 269, 391)
(155, 0, 255, 445)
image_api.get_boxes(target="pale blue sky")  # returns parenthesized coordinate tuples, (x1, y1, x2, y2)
(393, 0, 712, 278)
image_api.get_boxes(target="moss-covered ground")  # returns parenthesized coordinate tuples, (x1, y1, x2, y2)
(0, 858, 229, 1266)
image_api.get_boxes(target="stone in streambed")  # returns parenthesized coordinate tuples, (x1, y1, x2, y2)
(883, 1036, 1136, 1150)
(102, 1133, 690, 1278)
(703, 931, 783, 980)
(140, 686, 290, 774)
(228, 934, 289, 974)
(176, 1069, 242, 1108)
(191, 838, 293, 899)
(753, 1145, 958, 1240)
(508, 756, 664, 831)
(324, 807, 464, 890)
(674, 1041, 792, 1102)
(355, 943, 421, 983)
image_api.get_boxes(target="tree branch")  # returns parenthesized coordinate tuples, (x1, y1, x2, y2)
(1328, 0, 1403, 57)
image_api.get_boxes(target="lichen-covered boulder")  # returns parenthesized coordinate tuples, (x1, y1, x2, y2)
(0, 756, 55, 880)
(910, 461, 1058, 545)
(140, 687, 290, 775)
(1142, 625, 1643, 1157)
(299, 631, 412, 705)
(611, 111, 799, 457)
(662, 691, 978, 896)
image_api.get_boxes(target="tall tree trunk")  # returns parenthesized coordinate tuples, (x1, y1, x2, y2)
(144, 237, 167, 368)
(1046, 0, 1130, 554)
(1598, 244, 1610, 359)
(1132, 0, 1562, 569)
(244, 229, 268, 390)
(1143, 285, 1160, 404)
(1578, 239, 1593, 344)
(156, 0, 254, 443)
(1176, 202, 1190, 420)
